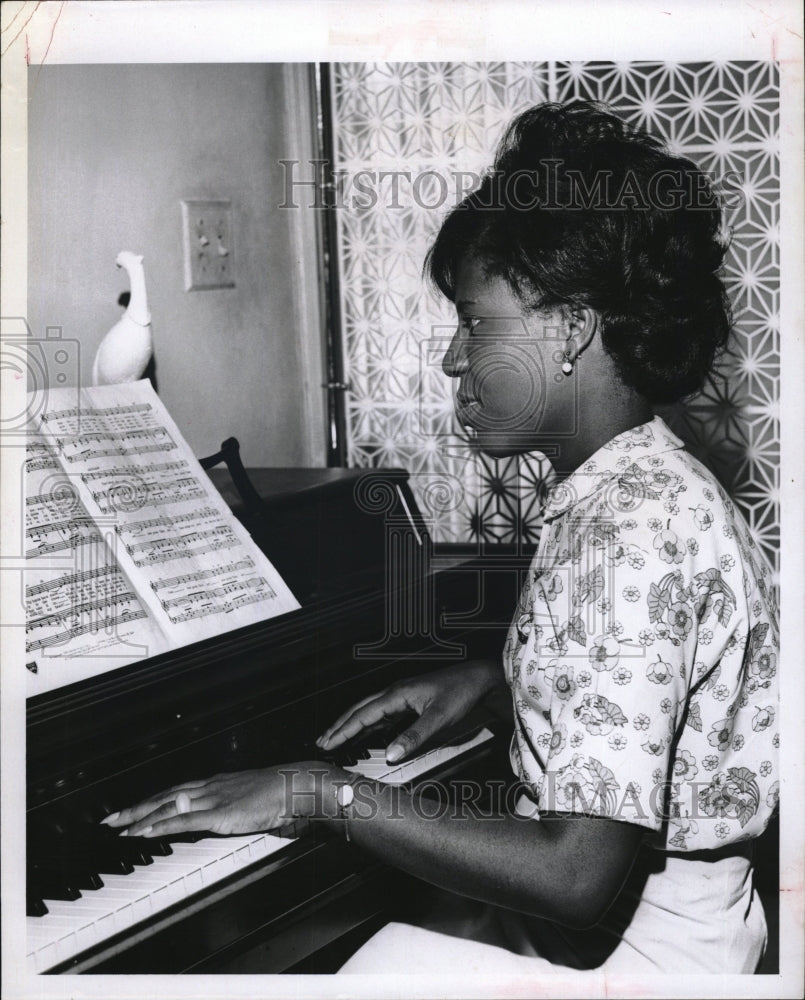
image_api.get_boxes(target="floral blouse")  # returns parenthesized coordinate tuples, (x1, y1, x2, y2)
(503, 417, 779, 851)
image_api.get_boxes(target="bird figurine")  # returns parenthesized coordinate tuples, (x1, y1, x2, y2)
(92, 251, 153, 385)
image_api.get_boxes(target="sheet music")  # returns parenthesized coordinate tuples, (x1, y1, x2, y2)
(24, 438, 169, 693)
(26, 381, 300, 695)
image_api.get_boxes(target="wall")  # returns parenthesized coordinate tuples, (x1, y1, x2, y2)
(27, 63, 325, 467)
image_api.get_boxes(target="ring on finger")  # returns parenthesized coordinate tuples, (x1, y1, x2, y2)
(175, 791, 192, 815)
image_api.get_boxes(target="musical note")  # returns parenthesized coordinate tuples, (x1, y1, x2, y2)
(26, 564, 117, 598)
(80, 460, 187, 483)
(43, 402, 152, 423)
(117, 506, 219, 537)
(91, 476, 206, 512)
(159, 576, 264, 610)
(130, 529, 240, 567)
(27, 593, 142, 632)
(25, 455, 60, 473)
(25, 530, 99, 560)
(167, 586, 273, 624)
(148, 558, 256, 593)
(26, 608, 149, 653)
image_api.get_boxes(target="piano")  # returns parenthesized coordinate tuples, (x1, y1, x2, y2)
(26, 466, 529, 974)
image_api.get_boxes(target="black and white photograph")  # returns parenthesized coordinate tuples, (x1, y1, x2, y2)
(1, 2, 803, 998)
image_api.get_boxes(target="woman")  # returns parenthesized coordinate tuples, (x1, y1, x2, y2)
(104, 102, 779, 975)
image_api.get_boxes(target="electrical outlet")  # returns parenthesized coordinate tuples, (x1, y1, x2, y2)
(181, 199, 235, 290)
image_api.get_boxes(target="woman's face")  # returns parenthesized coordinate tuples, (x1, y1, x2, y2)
(442, 258, 570, 457)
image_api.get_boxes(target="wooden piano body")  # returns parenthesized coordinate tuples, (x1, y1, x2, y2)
(26, 467, 528, 974)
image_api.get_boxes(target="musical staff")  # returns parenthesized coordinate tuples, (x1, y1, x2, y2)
(25, 528, 99, 560)
(27, 608, 149, 653)
(80, 460, 187, 483)
(26, 516, 95, 539)
(27, 594, 143, 633)
(26, 563, 118, 598)
(91, 476, 206, 513)
(127, 526, 239, 567)
(25, 455, 60, 473)
(149, 558, 256, 593)
(168, 587, 272, 624)
(42, 402, 152, 423)
(116, 506, 219, 538)
(59, 427, 177, 464)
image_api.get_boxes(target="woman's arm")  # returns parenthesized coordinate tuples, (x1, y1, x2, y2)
(104, 762, 642, 930)
(317, 771, 643, 929)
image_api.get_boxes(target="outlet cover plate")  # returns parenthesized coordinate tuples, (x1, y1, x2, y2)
(181, 199, 236, 291)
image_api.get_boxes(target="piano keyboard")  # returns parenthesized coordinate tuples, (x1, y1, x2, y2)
(26, 726, 494, 973)
(26, 832, 296, 973)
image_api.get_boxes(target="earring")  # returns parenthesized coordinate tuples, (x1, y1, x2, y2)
(561, 352, 573, 375)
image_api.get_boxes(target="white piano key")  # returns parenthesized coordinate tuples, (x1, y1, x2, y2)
(40, 899, 115, 921)
(344, 727, 494, 785)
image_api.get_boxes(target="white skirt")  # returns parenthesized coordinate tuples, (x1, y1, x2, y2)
(339, 849, 767, 975)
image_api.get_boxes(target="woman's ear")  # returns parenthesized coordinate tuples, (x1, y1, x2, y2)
(564, 306, 599, 362)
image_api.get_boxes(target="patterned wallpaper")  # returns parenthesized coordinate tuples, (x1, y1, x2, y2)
(328, 62, 780, 582)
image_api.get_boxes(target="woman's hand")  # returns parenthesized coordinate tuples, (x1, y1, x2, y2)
(100, 763, 326, 839)
(317, 660, 503, 763)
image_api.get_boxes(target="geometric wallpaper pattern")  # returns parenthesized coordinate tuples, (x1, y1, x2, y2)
(328, 62, 780, 583)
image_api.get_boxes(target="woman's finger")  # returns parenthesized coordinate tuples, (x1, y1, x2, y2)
(102, 795, 179, 828)
(318, 690, 411, 749)
(385, 704, 449, 763)
(121, 794, 219, 837)
(110, 790, 214, 831)
(101, 781, 214, 827)
(124, 808, 222, 840)
(316, 692, 388, 746)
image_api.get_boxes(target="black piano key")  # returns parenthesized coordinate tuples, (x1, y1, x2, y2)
(323, 749, 360, 767)
(70, 851, 135, 876)
(50, 859, 105, 891)
(148, 838, 173, 857)
(30, 853, 106, 890)
(164, 830, 206, 844)
(72, 869, 105, 890)
(27, 892, 49, 918)
(81, 822, 161, 865)
(29, 867, 82, 902)
(114, 840, 154, 866)
(299, 739, 360, 767)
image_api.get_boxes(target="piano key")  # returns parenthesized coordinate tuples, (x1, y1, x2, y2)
(345, 726, 495, 785)
(72, 851, 135, 876)
(31, 855, 103, 889)
(143, 838, 174, 857)
(68, 870, 105, 891)
(26, 893, 49, 918)
(29, 872, 82, 902)
(111, 843, 154, 866)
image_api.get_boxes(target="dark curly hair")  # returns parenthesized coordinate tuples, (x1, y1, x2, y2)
(425, 101, 732, 404)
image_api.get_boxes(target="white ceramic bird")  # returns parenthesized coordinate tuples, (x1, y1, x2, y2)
(92, 251, 153, 385)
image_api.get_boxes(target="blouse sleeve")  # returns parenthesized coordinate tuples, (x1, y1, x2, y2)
(529, 521, 693, 834)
